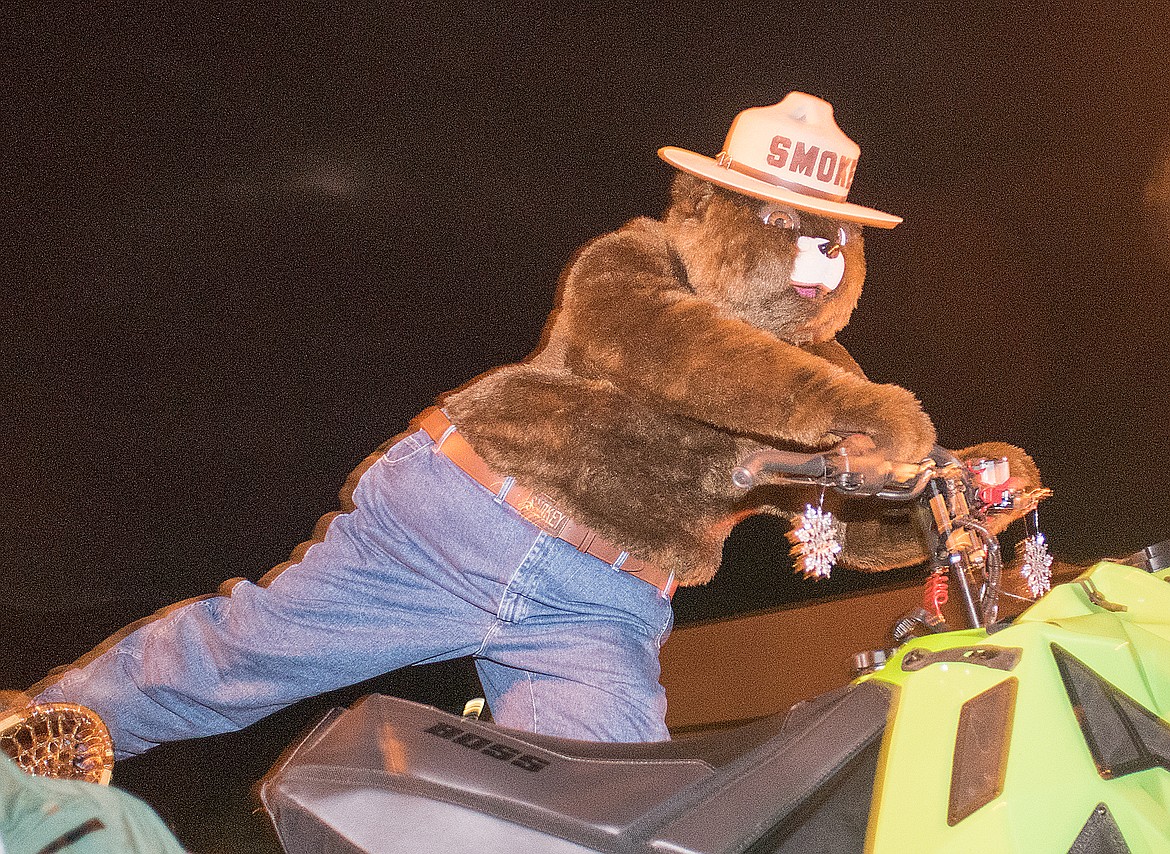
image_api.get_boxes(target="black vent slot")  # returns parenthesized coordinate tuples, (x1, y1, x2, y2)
(1067, 803, 1131, 854)
(1052, 643, 1170, 779)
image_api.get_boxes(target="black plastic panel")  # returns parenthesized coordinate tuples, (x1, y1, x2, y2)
(949, 678, 1017, 825)
(1052, 644, 1170, 780)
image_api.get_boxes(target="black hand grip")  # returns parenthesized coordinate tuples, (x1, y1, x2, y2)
(732, 449, 828, 489)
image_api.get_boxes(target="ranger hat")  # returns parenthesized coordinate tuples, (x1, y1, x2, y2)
(658, 92, 901, 228)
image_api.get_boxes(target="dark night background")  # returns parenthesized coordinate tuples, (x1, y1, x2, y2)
(4, 3, 1169, 851)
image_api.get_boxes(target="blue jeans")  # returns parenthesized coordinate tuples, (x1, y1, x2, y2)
(34, 427, 675, 758)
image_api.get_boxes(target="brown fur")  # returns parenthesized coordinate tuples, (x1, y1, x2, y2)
(443, 173, 1036, 585)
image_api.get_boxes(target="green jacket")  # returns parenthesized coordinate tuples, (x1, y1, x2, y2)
(0, 756, 184, 854)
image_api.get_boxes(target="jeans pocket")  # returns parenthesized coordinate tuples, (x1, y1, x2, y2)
(655, 607, 675, 649)
(381, 430, 428, 465)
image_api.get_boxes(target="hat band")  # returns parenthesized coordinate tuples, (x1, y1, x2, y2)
(717, 153, 849, 203)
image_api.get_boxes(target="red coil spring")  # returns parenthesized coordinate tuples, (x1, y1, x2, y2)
(923, 571, 949, 619)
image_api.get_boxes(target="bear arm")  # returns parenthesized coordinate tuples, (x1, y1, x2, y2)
(560, 232, 936, 461)
(801, 339, 868, 379)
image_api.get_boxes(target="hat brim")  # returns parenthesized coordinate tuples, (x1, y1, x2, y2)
(658, 146, 902, 229)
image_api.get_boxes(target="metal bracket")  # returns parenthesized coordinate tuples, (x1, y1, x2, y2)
(1077, 579, 1128, 613)
(900, 645, 1022, 673)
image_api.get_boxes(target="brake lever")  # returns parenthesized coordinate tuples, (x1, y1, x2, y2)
(874, 461, 937, 500)
(822, 442, 918, 498)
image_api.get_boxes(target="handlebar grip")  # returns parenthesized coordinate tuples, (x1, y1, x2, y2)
(732, 449, 828, 489)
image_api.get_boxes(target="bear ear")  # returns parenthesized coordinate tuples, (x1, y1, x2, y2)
(667, 172, 716, 221)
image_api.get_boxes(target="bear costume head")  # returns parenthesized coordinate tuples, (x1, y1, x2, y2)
(659, 92, 897, 348)
(662, 174, 865, 346)
(442, 93, 1040, 587)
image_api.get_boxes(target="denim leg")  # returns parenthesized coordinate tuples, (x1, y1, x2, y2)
(35, 425, 676, 755)
(475, 537, 674, 743)
(35, 429, 544, 758)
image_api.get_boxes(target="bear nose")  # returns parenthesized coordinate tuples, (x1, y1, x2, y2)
(792, 235, 846, 291)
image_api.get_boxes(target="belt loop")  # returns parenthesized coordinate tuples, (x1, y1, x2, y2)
(611, 551, 629, 571)
(494, 476, 515, 504)
(432, 423, 457, 453)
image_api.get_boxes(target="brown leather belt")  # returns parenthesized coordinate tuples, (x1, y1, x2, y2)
(416, 408, 677, 600)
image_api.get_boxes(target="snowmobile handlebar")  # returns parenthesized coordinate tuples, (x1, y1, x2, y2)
(731, 442, 937, 500)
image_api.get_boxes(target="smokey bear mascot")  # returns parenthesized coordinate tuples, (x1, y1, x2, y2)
(8, 94, 1040, 758)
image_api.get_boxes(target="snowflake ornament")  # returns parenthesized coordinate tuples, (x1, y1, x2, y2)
(1019, 532, 1054, 598)
(788, 504, 843, 580)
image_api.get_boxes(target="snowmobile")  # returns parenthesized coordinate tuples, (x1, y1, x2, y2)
(257, 445, 1170, 853)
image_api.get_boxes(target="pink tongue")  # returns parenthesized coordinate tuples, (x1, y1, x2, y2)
(793, 284, 819, 299)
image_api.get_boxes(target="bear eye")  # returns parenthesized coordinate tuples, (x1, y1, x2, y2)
(761, 208, 799, 230)
(820, 227, 849, 259)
